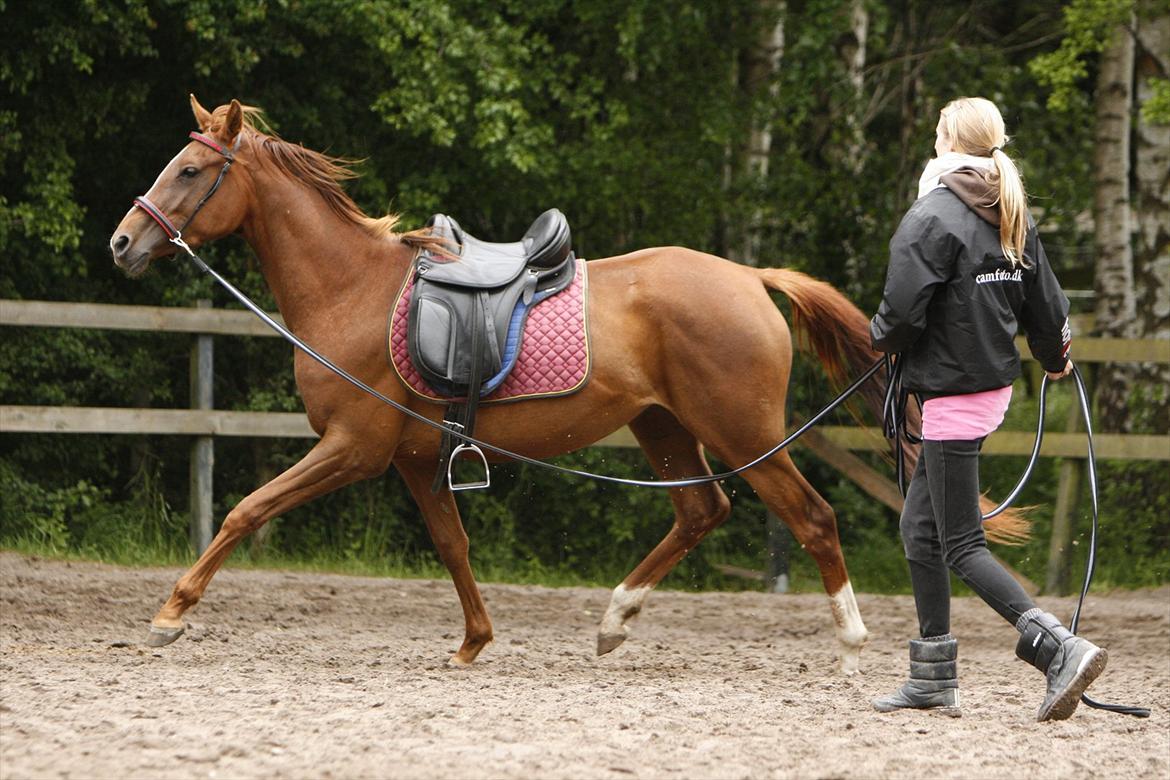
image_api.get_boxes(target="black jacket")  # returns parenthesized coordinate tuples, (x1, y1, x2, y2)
(869, 180, 1070, 395)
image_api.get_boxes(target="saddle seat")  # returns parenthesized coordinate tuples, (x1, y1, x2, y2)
(419, 209, 572, 288)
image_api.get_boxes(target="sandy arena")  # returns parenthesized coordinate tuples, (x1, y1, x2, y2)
(1, 551, 1167, 779)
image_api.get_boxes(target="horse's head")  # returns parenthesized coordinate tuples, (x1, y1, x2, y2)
(110, 96, 252, 277)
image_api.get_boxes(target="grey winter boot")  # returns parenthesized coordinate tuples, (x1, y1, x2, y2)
(1015, 609, 1108, 722)
(873, 634, 960, 715)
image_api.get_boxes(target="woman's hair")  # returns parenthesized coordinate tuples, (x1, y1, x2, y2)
(940, 97, 1030, 268)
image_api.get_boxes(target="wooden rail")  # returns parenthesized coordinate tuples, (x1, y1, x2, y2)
(1, 299, 285, 337)
(3, 406, 1166, 461)
(4, 299, 1168, 361)
(3, 298, 1166, 460)
(3, 298, 1168, 567)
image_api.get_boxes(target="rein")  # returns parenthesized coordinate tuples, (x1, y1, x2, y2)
(133, 132, 1148, 717)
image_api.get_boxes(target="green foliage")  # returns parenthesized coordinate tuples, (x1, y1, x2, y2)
(0, 454, 188, 563)
(1090, 461, 1170, 586)
(1142, 78, 1170, 124)
(1028, 0, 1135, 112)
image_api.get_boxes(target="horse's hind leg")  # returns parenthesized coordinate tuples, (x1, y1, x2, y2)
(597, 406, 731, 655)
(396, 460, 493, 666)
(737, 452, 868, 674)
(148, 432, 389, 646)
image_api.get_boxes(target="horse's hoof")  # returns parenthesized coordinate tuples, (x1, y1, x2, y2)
(144, 624, 185, 647)
(447, 654, 473, 668)
(597, 631, 627, 656)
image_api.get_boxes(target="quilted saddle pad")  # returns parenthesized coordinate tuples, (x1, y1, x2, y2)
(389, 258, 591, 404)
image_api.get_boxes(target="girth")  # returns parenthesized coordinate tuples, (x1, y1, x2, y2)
(405, 209, 576, 491)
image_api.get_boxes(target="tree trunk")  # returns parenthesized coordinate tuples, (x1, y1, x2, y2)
(728, 0, 786, 266)
(839, 0, 869, 172)
(896, 3, 924, 207)
(1132, 4, 1170, 433)
(839, 0, 870, 294)
(1091, 18, 1136, 433)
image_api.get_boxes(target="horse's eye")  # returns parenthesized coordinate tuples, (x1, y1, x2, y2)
(180, 166, 199, 179)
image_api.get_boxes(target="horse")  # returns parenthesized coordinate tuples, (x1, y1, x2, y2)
(110, 97, 1025, 673)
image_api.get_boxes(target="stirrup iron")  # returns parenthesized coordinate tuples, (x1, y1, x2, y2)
(447, 443, 491, 491)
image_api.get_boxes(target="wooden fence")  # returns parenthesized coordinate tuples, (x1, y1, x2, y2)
(3, 299, 1168, 589)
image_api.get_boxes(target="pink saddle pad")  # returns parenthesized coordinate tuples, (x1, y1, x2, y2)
(389, 258, 591, 404)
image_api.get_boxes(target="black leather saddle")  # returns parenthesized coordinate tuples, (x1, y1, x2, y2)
(406, 208, 576, 491)
(409, 208, 575, 397)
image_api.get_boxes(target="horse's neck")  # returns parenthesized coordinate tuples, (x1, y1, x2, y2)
(241, 176, 411, 333)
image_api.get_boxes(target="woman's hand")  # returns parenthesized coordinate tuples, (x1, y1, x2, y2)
(1046, 359, 1072, 381)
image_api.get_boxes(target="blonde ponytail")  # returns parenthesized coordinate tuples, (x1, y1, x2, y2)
(991, 148, 1030, 268)
(940, 97, 1031, 268)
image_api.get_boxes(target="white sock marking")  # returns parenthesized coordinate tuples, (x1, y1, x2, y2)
(829, 580, 868, 675)
(600, 583, 651, 636)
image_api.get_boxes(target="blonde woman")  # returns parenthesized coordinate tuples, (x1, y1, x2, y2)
(869, 97, 1106, 721)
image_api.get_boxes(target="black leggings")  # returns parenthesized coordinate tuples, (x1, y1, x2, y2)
(900, 438, 1037, 638)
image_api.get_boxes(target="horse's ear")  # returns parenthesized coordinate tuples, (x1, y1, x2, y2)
(223, 99, 244, 144)
(190, 94, 213, 132)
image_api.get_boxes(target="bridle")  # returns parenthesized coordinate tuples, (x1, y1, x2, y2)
(132, 131, 236, 255)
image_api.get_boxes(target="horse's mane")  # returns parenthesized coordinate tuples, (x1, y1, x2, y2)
(210, 103, 449, 255)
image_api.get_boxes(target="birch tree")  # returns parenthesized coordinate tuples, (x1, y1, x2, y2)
(838, 0, 870, 294)
(1132, 4, 1170, 432)
(1092, 16, 1137, 432)
(727, 0, 786, 266)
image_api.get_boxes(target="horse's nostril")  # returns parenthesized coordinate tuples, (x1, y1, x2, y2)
(112, 234, 130, 256)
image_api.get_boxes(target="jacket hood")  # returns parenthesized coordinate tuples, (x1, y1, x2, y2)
(941, 167, 1000, 226)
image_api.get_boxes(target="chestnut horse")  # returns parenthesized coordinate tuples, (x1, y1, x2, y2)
(110, 98, 1023, 673)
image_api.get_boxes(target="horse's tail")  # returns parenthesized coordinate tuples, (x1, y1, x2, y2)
(757, 267, 1029, 545)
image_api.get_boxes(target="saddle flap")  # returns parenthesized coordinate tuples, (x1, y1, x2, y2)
(411, 294, 460, 384)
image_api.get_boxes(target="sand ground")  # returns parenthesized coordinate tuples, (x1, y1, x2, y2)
(1, 552, 1167, 779)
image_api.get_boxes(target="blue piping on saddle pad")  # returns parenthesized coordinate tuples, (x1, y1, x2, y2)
(480, 287, 560, 395)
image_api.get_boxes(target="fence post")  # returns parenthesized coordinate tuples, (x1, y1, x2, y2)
(189, 299, 214, 554)
(1044, 371, 1091, 595)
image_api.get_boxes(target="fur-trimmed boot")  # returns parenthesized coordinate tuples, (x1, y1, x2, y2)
(873, 634, 960, 715)
(1015, 608, 1108, 722)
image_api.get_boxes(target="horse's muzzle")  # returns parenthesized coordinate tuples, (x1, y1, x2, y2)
(110, 232, 151, 278)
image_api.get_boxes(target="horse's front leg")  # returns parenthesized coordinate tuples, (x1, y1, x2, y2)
(396, 460, 493, 665)
(147, 430, 391, 646)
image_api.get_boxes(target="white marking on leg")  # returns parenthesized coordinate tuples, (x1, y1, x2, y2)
(600, 583, 651, 638)
(829, 580, 868, 675)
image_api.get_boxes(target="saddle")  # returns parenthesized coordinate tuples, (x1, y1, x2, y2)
(406, 208, 576, 491)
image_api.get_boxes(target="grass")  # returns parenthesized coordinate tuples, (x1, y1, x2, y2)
(0, 531, 911, 594)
